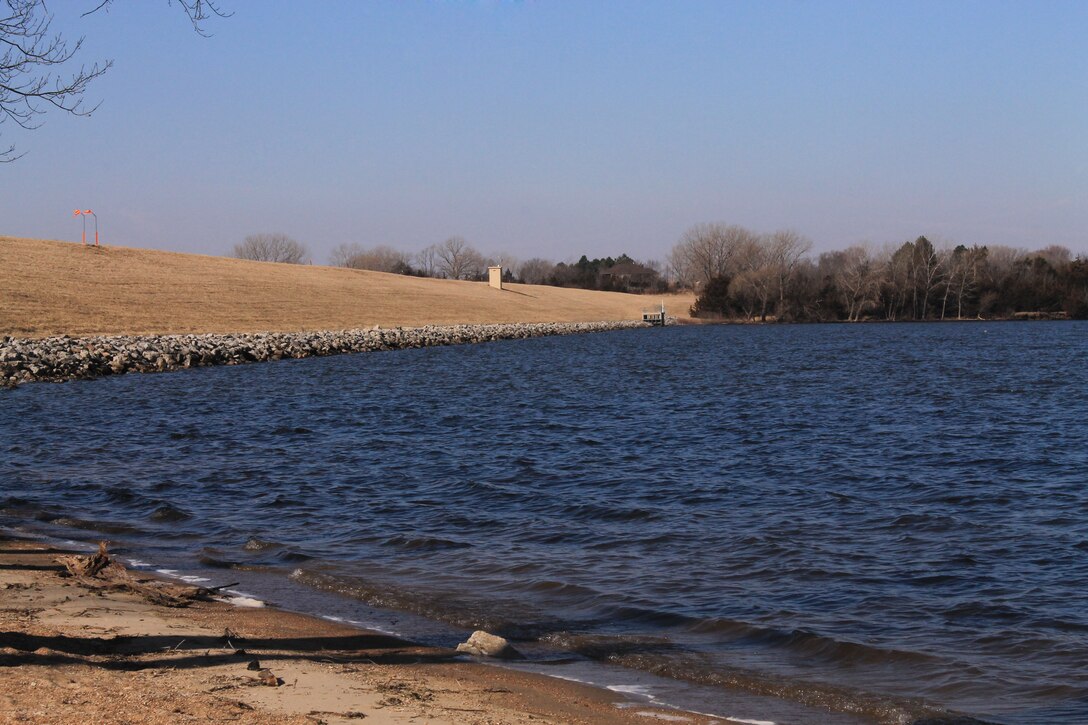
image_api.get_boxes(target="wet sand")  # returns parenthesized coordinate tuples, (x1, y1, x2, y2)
(0, 534, 739, 725)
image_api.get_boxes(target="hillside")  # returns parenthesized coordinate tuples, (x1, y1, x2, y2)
(0, 236, 693, 337)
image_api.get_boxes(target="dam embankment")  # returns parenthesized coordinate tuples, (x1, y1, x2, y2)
(0, 320, 649, 387)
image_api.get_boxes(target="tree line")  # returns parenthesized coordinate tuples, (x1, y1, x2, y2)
(671, 224, 1088, 321)
(230, 226, 1088, 320)
(233, 234, 664, 293)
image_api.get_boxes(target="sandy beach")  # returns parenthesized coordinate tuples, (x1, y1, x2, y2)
(0, 534, 739, 725)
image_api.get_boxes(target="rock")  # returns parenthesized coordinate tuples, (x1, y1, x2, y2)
(0, 320, 653, 387)
(256, 668, 281, 686)
(455, 630, 524, 660)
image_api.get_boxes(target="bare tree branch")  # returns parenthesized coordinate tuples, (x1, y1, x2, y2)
(1, 0, 226, 162)
(83, 0, 231, 35)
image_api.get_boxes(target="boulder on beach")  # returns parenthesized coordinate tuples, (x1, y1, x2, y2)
(455, 630, 524, 660)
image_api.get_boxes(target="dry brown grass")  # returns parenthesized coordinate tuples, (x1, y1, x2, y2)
(0, 236, 694, 337)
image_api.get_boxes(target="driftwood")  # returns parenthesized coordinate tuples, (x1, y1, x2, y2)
(54, 541, 231, 608)
(55, 540, 112, 578)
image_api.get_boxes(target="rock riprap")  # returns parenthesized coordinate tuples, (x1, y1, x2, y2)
(0, 320, 650, 387)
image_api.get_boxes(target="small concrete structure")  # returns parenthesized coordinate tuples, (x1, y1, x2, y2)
(488, 266, 503, 290)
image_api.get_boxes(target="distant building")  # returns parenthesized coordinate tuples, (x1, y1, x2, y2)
(596, 262, 659, 291)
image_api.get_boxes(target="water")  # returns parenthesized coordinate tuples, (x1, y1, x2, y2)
(2, 322, 1086, 724)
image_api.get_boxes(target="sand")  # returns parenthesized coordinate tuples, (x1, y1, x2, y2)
(0, 535, 739, 724)
(0, 236, 694, 338)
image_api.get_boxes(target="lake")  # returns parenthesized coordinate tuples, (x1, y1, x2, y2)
(2, 322, 1086, 723)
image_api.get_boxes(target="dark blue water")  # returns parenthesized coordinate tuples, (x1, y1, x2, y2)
(2, 322, 1086, 723)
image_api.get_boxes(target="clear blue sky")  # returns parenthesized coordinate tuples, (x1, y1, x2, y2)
(1, 0, 1085, 262)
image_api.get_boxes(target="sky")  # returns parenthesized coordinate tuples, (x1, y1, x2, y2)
(1, 0, 1085, 264)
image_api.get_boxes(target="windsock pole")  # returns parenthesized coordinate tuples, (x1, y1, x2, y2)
(73, 209, 98, 246)
(74, 209, 85, 244)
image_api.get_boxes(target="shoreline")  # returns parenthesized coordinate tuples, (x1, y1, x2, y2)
(1, 320, 652, 387)
(0, 532, 741, 725)
(681, 313, 1073, 325)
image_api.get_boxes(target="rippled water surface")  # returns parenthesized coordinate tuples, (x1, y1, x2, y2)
(3, 322, 1087, 723)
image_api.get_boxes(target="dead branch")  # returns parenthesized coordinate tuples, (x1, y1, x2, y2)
(53, 540, 226, 608)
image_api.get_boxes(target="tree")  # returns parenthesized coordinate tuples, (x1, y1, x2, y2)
(233, 233, 308, 264)
(329, 242, 364, 268)
(517, 257, 555, 285)
(767, 229, 812, 313)
(669, 223, 760, 289)
(435, 236, 485, 280)
(690, 275, 733, 317)
(909, 236, 944, 319)
(414, 244, 440, 278)
(1, 0, 226, 162)
(331, 243, 411, 273)
(940, 244, 987, 320)
(486, 251, 519, 275)
(822, 245, 878, 321)
(1061, 258, 1088, 319)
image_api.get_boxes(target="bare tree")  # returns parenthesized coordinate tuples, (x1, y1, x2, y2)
(517, 257, 555, 285)
(1035, 245, 1072, 267)
(767, 229, 812, 312)
(329, 242, 364, 267)
(233, 233, 308, 264)
(822, 245, 879, 321)
(1, 1, 226, 162)
(415, 244, 440, 278)
(731, 266, 777, 320)
(1, 1, 109, 161)
(940, 244, 987, 321)
(726, 269, 763, 320)
(910, 236, 945, 319)
(339, 244, 411, 273)
(669, 223, 761, 289)
(435, 236, 485, 280)
(487, 251, 519, 277)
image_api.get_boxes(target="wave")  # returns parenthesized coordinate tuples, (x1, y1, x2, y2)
(242, 536, 282, 551)
(557, 502, 660, 522)
(601, 649, 988, 725)
(287, 568, 582, 639)
(149, 504, 191, 522)
(46, 516, 146, 536)
(381, 535, 472, 552)
(270, 425, 313, 436)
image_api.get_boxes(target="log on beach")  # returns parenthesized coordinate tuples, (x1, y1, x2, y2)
(54, 540, 227, 608)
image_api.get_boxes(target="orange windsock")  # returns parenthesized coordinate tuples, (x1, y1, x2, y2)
(74, 209, 82, 216)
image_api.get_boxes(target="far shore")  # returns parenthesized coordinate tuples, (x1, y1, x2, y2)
(0, 533, 737, 725)
(679, 311, 1072, 325)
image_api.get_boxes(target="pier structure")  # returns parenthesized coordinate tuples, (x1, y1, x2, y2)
(642, 302, 666, 326)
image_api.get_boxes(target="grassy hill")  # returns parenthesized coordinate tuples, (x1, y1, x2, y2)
(0, 236, 693, 337)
